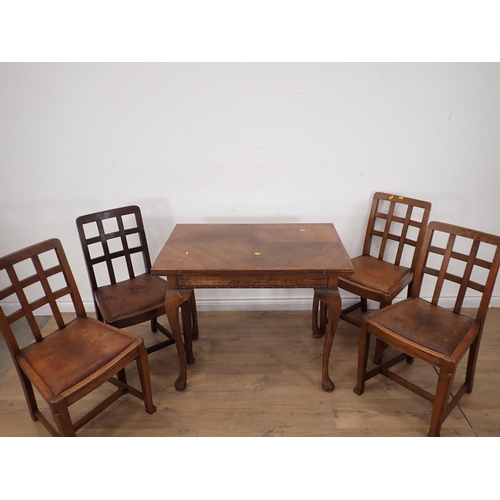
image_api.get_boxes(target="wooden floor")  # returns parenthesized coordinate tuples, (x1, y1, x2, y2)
(1, 308, 500, 437)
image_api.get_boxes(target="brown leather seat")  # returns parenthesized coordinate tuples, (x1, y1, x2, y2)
(21, 316, 136, 395)
(353, 221, 500, 436)
(0, 238, 156, 436)
(94, 273, 168, 325)
(76, 205, 198, 354)
(341, 255, 411, 299)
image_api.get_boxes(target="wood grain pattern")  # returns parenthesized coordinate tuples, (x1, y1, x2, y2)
(176, 271, 329, 288)
(151, 223, 354, 277)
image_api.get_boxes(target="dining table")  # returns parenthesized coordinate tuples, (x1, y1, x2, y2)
(151, 223, 354, 392)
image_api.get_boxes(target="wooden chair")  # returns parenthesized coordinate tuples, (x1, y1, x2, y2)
(76, 205, 198, 354)
(312, 192, 431, 363)
(353, 221, 500, 436)
(0, 238, 156, 436)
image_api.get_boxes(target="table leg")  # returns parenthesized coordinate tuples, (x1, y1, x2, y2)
(165, 288, 195, 391)
(314, 287, 341, 392)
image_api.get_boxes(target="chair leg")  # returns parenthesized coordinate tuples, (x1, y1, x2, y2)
(18, 368, 39, 422)
(312, 293, 321, 336)
(428, 362, 456, 437)
(360, 297, 368, 312)
(150, 319, 157, 332)
(354, 322, 371, 396)
(51, 398, 76, 437)
(117, 368, 127, 385)
(464, 336, 481, 394)
(372, 300, 388, 364)
(181, 300, 195, 365)
(189, 291, 199, 340)
(373, 339, 387, 365)
(95, 302, 104, 322)
(135, 345, 156, 415)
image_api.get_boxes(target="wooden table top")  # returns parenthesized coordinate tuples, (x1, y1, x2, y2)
(151, 223, 353, 275)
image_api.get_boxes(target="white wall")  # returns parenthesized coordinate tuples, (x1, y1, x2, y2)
(1, 62, 500, 312)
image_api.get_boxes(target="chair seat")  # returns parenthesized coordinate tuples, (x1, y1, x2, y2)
(353, 222, 500, 437)
(95, 274, 168, 323)
(366, 297, 479, 357)
(19, 317, 136, 396)
(339, 255, 412, 298)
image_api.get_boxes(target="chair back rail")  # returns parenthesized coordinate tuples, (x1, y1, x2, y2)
(76, 205, 152, 290)
(0, 238, 84, 356)
(363, 192, 432, 269)
(412, 221, 500, 324)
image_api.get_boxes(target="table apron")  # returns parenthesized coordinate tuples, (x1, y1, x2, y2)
(170, 271, 334, 288)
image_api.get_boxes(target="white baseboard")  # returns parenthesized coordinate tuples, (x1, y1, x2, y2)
(2, 295, 499, 316)
(183, 295, 500, 311)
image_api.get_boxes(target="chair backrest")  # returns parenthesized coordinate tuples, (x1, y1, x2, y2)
(0, 238, 85, 358)
(411, 221, 500, 325)
(76, 205, 152, 291)
(362, 192, 432, 270)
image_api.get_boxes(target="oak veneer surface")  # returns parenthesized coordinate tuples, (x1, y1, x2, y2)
(152, 223, 353, 276)
(1, 308, 499, 437)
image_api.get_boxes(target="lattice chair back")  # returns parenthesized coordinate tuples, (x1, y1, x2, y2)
(0, 238, 84, 357)
(363, 192, 432, 269)
(76, 205, 152, 291)
(411, 221, 500, 323)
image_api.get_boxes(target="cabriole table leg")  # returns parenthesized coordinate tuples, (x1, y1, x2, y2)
(165, 288, 195, 391)
(314, 287, 342, 392)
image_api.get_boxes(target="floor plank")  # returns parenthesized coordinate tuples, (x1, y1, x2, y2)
(1, 308, 499, 437)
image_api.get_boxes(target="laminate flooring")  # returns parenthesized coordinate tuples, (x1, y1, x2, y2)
(1, 308, 499, 437)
